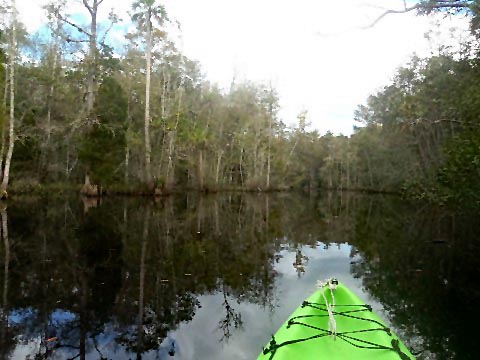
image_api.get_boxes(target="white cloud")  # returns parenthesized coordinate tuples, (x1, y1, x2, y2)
(17, 0, 471, 134)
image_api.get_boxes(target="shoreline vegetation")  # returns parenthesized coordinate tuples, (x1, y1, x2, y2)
(6, 180, 402, 198)
(0, 1, 479, 207)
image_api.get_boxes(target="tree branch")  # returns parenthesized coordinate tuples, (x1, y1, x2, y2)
(100, 22, 115, 45)
(82, 0, 93, 15)
(57, 13, 92, 38)
(365, 1, 471, 28)
(65, 37, 89, 43)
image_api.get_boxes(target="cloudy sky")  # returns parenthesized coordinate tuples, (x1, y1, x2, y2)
(17, 0, 470, 134)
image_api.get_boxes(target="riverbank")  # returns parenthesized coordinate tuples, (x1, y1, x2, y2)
(5, 180, 419, 199)
(7, 181, 295, 197)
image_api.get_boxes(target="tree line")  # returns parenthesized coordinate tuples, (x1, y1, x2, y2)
(0, 0, 478, 204)
(0, 0, 320, 195)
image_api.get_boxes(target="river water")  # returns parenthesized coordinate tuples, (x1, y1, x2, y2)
(0, 192, 477, 359)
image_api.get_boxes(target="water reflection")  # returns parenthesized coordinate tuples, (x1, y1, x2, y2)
(0, 193, 477, 359)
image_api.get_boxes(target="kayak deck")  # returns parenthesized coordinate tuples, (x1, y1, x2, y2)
(258, 281, 414, 359)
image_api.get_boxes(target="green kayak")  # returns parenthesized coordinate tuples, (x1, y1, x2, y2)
(258, 279, 415, 360)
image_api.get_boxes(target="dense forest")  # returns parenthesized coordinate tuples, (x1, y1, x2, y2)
(0, 0, 478, 205)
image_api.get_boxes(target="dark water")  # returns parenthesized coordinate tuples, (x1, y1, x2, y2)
(0, 192, 477, 359)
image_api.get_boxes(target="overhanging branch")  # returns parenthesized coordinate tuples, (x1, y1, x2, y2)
(365, 1, 471, 28)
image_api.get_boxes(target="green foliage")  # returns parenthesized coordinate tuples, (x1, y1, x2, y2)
(437, 129, 480, 203)
(344, 45, 480, 204)
(131, 0, 169, 29)
(78, 77, 128, 185)
(415, 1, 480, 36)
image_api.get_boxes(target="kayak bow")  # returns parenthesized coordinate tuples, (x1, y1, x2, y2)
(258, 279, 415, 360)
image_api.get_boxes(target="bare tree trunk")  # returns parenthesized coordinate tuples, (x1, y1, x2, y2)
(161, 66, 167, 120)
(198, 150, 205, 190)
(259, 149, 264, 184)
(144, 14, 153, 184)
(46, 40, 59, 144)
(125, 95, 131, 184)
(239, 148, 245, 188)
(215, 150, 223, 186)
(1, 1, 16, 196)
(85, 0, 99, 114)
(125, 146, 130, 184)
(39, 35, 60, 178)
(253, 138, 258, 181)
(158, 68, 169, 177)
(70, 0, 101, 192)
(166, 87, 182, 188)
(266, 115, 272, 189)
(165, 132, 174, 187)
(43, 54, 56, 152)
(0, 64, 8, 175)
(65, 139, 70, 179)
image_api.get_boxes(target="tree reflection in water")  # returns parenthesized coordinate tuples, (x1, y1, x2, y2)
(0, 193, 477, 359)
(218, 285, 243, 343)
(0, 205, 14, 359)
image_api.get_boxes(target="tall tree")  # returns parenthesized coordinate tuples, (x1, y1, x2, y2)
(261, 85, 279, 189)
(0, 0, 16, 197)
(49, 0, 121, 189)
(131, 0, 168, 184)
(36, 1, 66, 179)
(49, 0, 110, 117)
(0, 29, 6, 179)
(0, 27, 7, 179)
